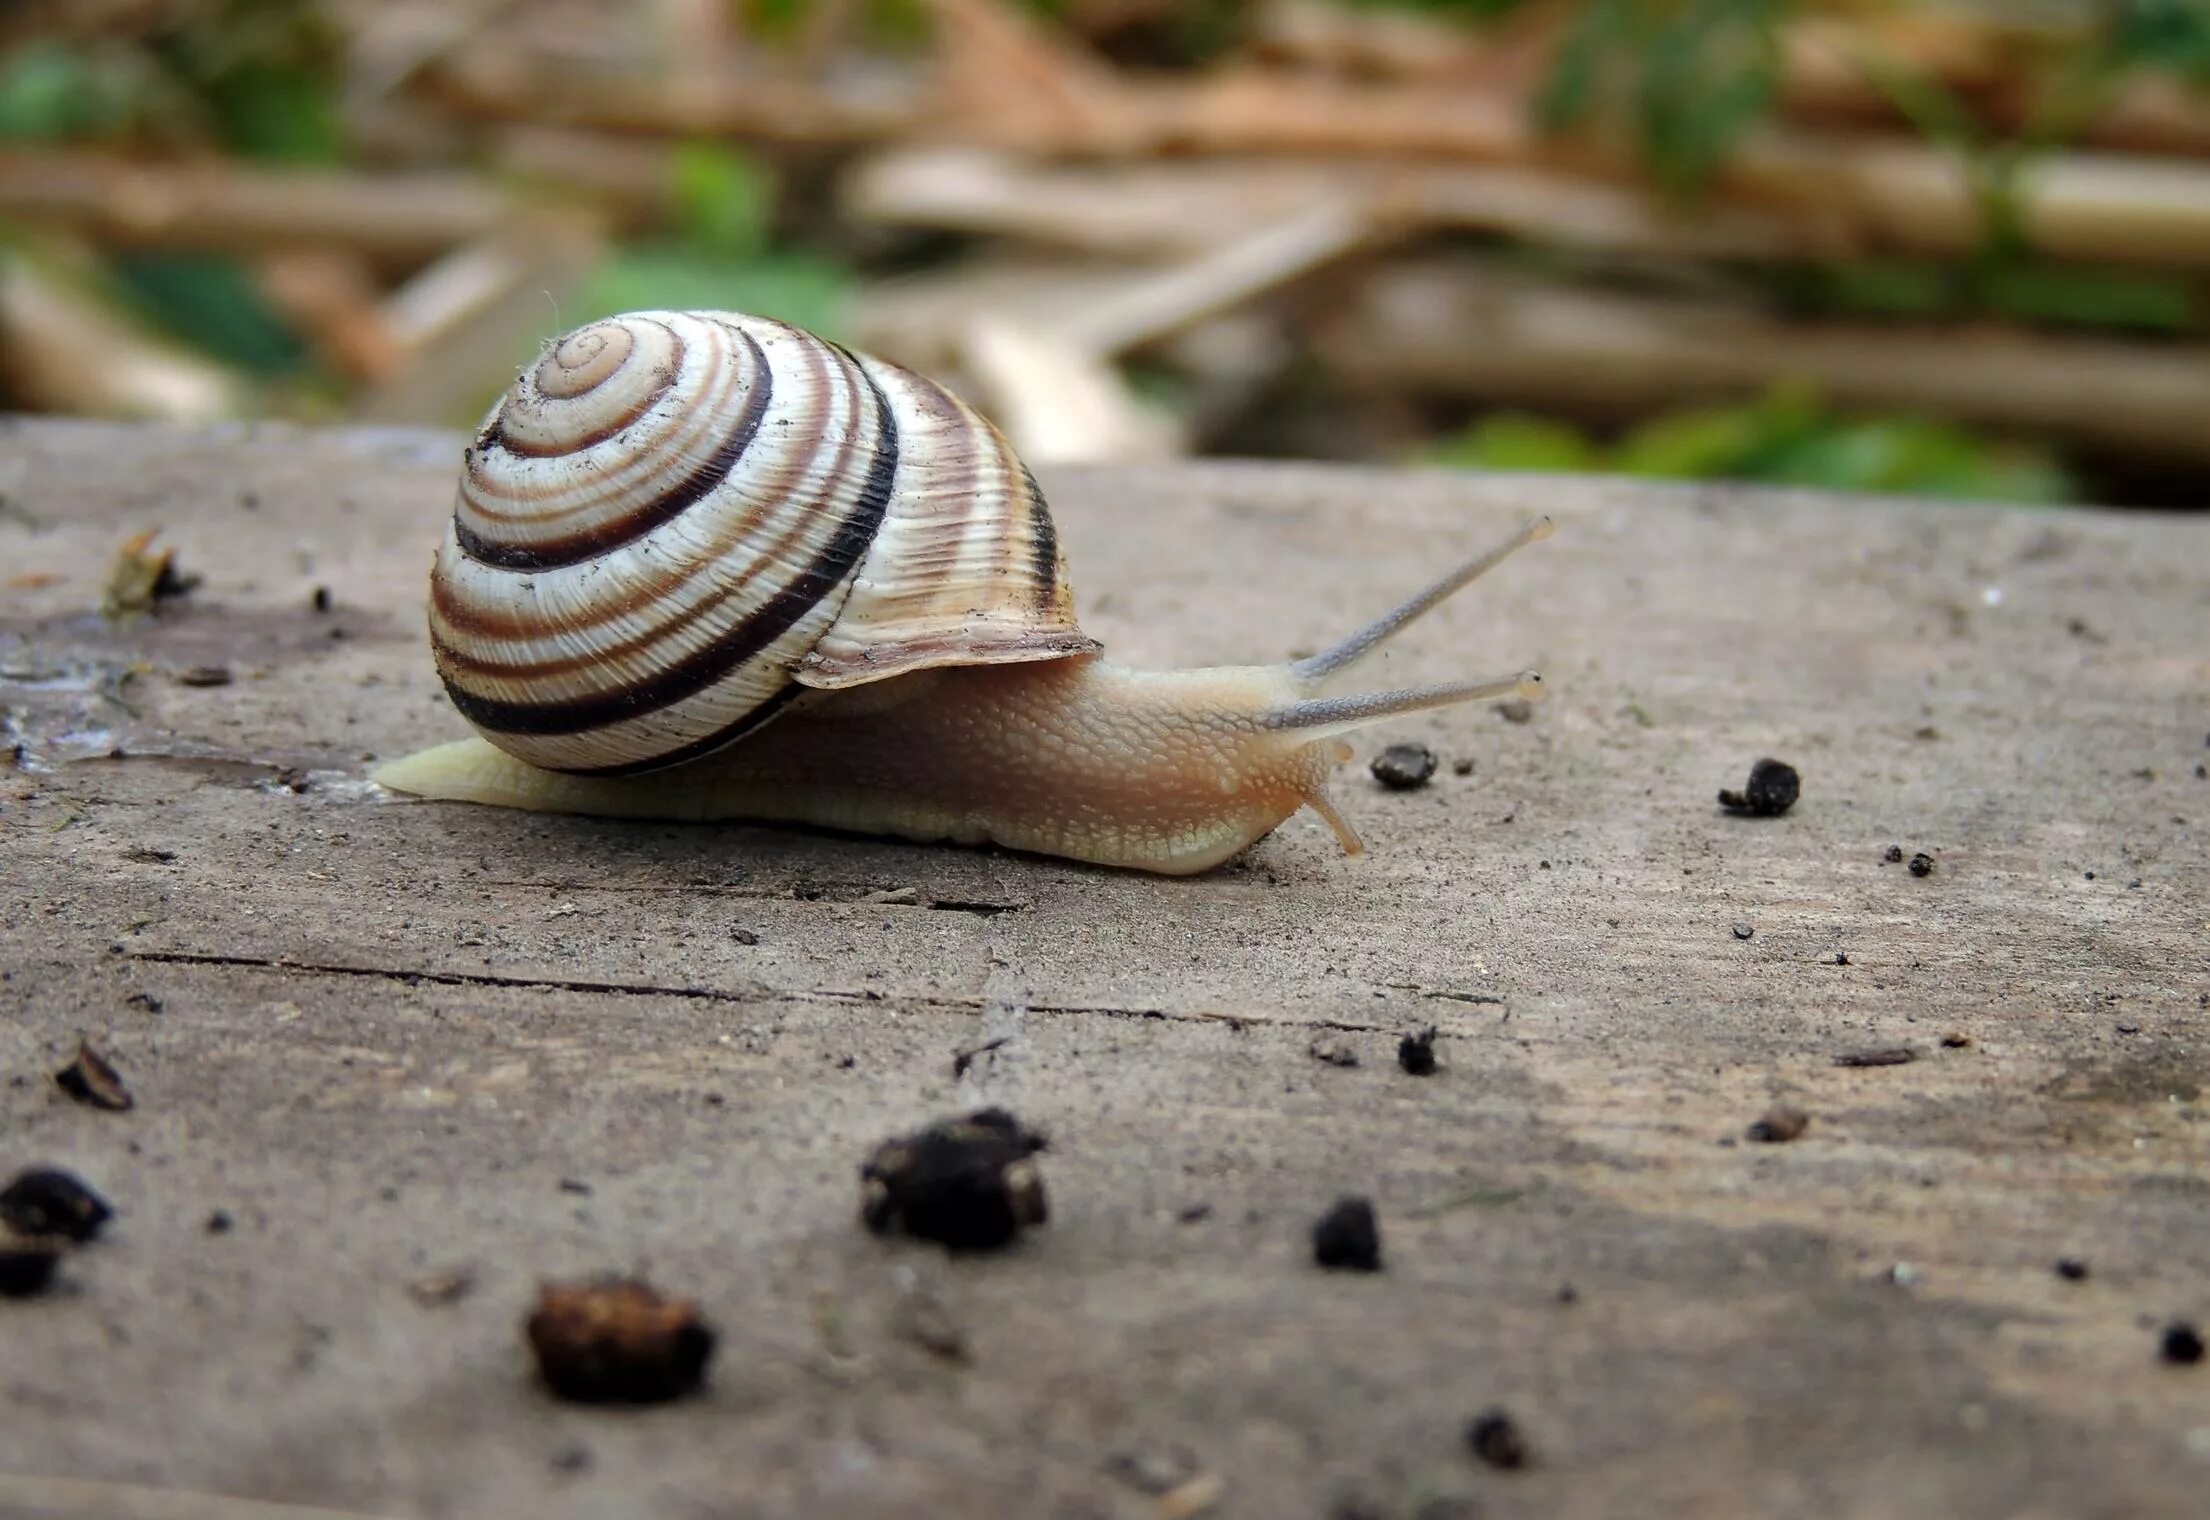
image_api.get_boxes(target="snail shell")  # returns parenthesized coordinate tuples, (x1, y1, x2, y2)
(430, 310, 1099, 775)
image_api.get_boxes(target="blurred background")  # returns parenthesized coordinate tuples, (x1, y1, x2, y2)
(2, 0, 2207, 508)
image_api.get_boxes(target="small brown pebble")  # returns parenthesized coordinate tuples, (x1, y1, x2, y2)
(730, 927, 759, 945)
(1497, 698, 1534, 724)
(54, 1039, 133, 1111)
(1313, 1195, 1382, 1272)
(1451, 758, 1475, 777)
(1908, 852, 1935, 877)
(525, 1278, 715, 1403)
(860, 1108, 1048, 1252)
(1718, 757, 1799, 817)
(1396, 1027, 1439, 1076)
(203, 1210, 233, 1235)
(0, 1168, 112, 1242)
(2054, 1258, 2089, 1282)
(1745, 1105, 1810, 1143)
(1731, 922, 1754, 940)
(1833, 952, 1851, 966)
(310, 585, 333, 614)
(1882, 845, 1905, 864)
(1309, 1039, 1360, 1068)
(2160, 1321, 2204, 1365)
(551, 1445, 592, 1474)
(0, 1236, 66, 1298)
(407, 1267, 475, 1306)
(1370, 743, 1438, 790)
(1940, 1032, 1973, 1049)
(1466, 1407, 1530, 1470)
(1833, 1047, 1917, 1068)
(174, 665, 232, 688)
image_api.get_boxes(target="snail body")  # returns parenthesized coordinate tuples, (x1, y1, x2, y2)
(373, 310, 1550, 875)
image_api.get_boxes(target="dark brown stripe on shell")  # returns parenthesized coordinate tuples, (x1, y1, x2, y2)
(1017, 462, 1060, 612)
(454, 323, 771, 571)
(477, 323, 683, 461)
(559, 681, 802, 778)
(440, 356, 905, 749)
(433, 327, 836, 645)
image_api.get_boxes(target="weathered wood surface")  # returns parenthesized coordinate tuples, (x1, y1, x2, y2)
(1, 420, 2206, 1520)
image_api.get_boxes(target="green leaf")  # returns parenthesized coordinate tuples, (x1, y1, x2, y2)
(106, 252, 307, 375)
(0, 42, 130, 141)
(569, 246, 853, 339)
(201, 59, 342, 162)
(1427, 412, 1597, 472)
(669, 142, 777, 260)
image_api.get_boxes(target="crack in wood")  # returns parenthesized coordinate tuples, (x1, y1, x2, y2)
(125, 949, 1391, 1034)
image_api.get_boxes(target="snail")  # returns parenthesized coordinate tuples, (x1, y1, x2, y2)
(371, 310, 1550, 875)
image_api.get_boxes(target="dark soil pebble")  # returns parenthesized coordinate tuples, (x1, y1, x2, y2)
(53, 1040, 133, 1111)
(2054, 1258, 2089, 1282)
(1466, 1407, 1531, 1470)
(1397, 1027, 1439, 1076)
(0, 1237, 66, 1298)
(0, 1168, 112, 1242)
(174, 665, 233, 688)
(860, 1108, 1048, 1252)
(525, 1278, 715, 1403)
(1313, 1195, 1383, 1272)
(1908, 852, 1935, 877)
(1883, 845, 1905, 864)
(1718, 758, 1800, 817)
(1833, 1047, 1917, 1068)
(1745, 1105, 1810, 1143)
(1370, 743, 1439, 791)
(2161, 1321, 2205, 1366)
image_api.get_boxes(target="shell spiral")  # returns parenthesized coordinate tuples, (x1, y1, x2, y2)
(428, 310, 1098, 775)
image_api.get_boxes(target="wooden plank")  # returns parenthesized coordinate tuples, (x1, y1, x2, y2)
(2, 421, 2206, 1518)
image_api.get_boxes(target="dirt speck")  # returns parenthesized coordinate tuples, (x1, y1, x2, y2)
(1883, 845, 1905, 864)
(952, 1035, 1011, 1079)
(0, 1237, 66, 1298)
(1746, 1105, 1810, 1143)
(1466, 1407, 1530, 1470)
(1309, 1038, 1360, 1068)
(525, 1278, 715, 1404)
(174, 664, 233, 687)
(0, 1168, 112, 1242)
(2160, 1321, 2204, 1366)
(2165, 1316, 2201, 1369)
(1833, 1047, 1917, 1069)
(54, 1039, 133, 1111)
(1313, 1195, 1382, 1272)
(1731, 922, 1754, 940)
(407, 1267, 475, 1306)
(1908, 852, 1935, 877)
(1397, 1027, 1439, 1076)
(860, 1108, 1049, 1252)
(1371, 743, 1438, 791)
(1718, 758, 1799, 817)
(2054, 1258, 2089, 1282)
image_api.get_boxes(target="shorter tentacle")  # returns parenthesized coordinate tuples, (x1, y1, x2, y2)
(1261, 670, 1543, 742)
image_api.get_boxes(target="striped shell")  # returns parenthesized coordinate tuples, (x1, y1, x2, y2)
(428, 310, 1098, 775)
